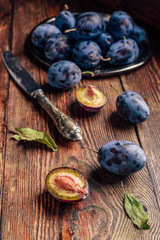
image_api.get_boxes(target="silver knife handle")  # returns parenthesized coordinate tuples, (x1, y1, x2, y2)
(31, 89, 82, 141)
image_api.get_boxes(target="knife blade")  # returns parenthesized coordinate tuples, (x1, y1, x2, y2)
(2, 50, 82, 141)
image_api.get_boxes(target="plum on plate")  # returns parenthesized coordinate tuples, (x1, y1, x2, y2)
(47, 60, 82, 89)
(116, 91, 149, 123)
(94, 32, 114, 55)
(44, 35, 71, 61)
(98, 140, 146, 175)
(106, 38, 139, 66)
(75, 12, 106, 39)
(129, 25, 148, 44)
(31, 23, 61, 48)
(72, 40, 102, 68)
(46, 167, 89, 203)
(55, 8, 75, 32)
(109, 11, 134, 39)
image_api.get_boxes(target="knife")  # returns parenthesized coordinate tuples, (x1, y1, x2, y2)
(2, 50, 82, 141)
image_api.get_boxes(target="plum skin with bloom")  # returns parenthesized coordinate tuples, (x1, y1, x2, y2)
(55, 10, 76, 32)
(75, 12, 106, 39)
(47, 60, 82, 89)
(116, 91, 149, 123)
(109, 11, 134, 39)
(129, 25, 147, 44)
(94, 32, 114, 55)
(44, 35, 71, 61)
(31, 23, 61, 48)
(98, 140, 146, 175)
(106, 38, 139, 66)
(72, 40, 102, 68)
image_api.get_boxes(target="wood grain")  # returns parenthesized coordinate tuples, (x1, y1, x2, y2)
(0, 0, 12, 236)
(0, 0, 160, 240)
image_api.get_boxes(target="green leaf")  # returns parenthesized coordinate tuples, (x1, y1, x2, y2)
(124, 193, 150, 230)
(11, 127, 58, 151)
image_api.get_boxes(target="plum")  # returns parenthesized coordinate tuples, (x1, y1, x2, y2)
(109, 11, 134, 39)
(116, 91, 149, 123)
(46, 167, 89, 203)
(129, 25, 148, 44)
(67, 30, 82, 42)
(31, 23, 61, 48)
(47, 60, 82, 89)
(76, 85, 106, 112)
(44, 35, 71, 61)
(98, 140, 146, 175)
(55, 9, 75, 33)
(72, 40, 102, 68)
(75, 12, 106, 39)
(106, 38, 139, 66)
(94, 32, 114, 55)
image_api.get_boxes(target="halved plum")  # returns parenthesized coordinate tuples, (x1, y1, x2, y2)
(45, 167, 89, 203)
(76, 85, 106, 112)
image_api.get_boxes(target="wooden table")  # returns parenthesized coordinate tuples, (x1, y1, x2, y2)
(0, 0, 160, 239)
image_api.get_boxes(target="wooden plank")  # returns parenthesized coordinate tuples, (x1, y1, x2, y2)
(120, 40, 160, 208)
(1, 1, 160, 240)
(0, 0, 13, 235)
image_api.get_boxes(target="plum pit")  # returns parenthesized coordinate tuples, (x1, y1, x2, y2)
(45, 167, 89, 203)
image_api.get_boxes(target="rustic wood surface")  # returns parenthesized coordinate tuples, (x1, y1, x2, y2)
(0, 0, 160, 239)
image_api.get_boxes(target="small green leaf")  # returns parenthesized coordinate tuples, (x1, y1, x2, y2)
(11, 127, 58, 151)
(124, 193, 150, 230)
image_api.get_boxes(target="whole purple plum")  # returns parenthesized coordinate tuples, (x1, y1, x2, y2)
(94, 32, 114, 55)
(75, 12, 106, 39)
(44, 35, 71, 61)
(116, 91, 149, 123)
(109, 11, 134, 39)
(55, 10, 75, 32)
(106, 38, 139, 66)
(129, 25, 147, 44)
(72, 40, 102, 68)
(31, 23, 61, 48)
(47, 60, 81, 89)
(98, 140, 146, 175)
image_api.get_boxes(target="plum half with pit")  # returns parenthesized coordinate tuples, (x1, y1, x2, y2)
(76, 85, 106, 112)
(45, 167, 89, 203)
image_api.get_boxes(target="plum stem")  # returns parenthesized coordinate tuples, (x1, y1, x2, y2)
(110, 83, 121, 95)
(123, 35, 130, 44)
(100, 56, 111, 61)
(64, 28, 76, 33)
(123, 35, 126, 41)
(105, 39, 111, 44)
(82, 145, 98, 154)
(81, 71, 95, 77)
(121, 181, 126, 194)
(63, 4, 69, 11)
(89, 54, 97, 61)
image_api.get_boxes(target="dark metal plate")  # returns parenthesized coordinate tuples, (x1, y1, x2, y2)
(27, 13, 154, 77)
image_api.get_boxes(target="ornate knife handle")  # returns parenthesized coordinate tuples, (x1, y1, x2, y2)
(31, 89, 82, 141)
